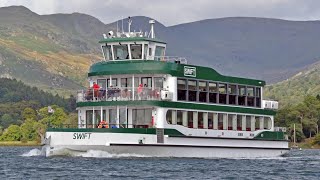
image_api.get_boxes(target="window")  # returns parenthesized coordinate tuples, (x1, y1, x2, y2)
(121, 78, 132, 87)
(208, 113, 213, 129)
(228, 84, 237, 105)
(209, 82, 217, 103)
(199, 81, 207, 102)
(219, 83, 226, 94)
(237, 115, 242, 131)
(256, 87, 261, 108)
(198, 112, 204, 129)
(177, 111, 183, 125)
(246, 116, 251, 131)
(154, 77, 163, 88)
(102, 45, 112, 60)
(247, 87, 255, 96)
(218, 83, 227, 104)
(144, 44, 148, 59)
(166, 110, 172, 124)
(141, 77, 152, 87)
(97, 79, 106, 89)
(154, 46, 165, 60)
(188, 80, 197, 101)
(130, 44, 142, 59)
(177, 79, 187, 101)
(132, 109, 152, 128)
(107, 78, 118, 87)
(238, 85, 246, 106)
(188, 111, 193, 128)
(264, 117, 271, 129)
(109, 109, 117, 127)
(218, 113, 224, 130)
(113, 44, 129, 60)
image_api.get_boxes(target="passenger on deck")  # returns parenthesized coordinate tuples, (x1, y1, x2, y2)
(92, 82, 100, 98)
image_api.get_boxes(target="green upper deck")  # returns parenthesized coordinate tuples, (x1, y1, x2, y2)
(88, 60, 266, 86)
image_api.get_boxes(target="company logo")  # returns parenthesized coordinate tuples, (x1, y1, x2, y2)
(184, 66, 196, 77)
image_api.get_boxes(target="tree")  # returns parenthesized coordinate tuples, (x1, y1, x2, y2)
(20, 119, 37, 141)
(0, 114, 15, 129)
(22, 108, 37, 121)
(0, 125, 21, 141)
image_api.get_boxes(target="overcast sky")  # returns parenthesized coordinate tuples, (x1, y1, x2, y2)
(1, 0, 320, 26)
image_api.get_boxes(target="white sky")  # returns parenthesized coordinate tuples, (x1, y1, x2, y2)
(1, 0, 320, 26)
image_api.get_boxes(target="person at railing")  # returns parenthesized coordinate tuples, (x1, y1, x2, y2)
(137, 84, 143, 99)
(92, 82, 100, 98)
(85, 87, 93, 100)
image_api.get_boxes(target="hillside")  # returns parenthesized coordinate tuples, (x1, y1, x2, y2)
(264, 60, 320, 107)
(1, 6, 320, 99)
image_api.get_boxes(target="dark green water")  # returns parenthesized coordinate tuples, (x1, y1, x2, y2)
(0, 147, 319, 179)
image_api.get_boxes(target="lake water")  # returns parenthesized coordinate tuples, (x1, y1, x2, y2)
(0, 147, 319, 179)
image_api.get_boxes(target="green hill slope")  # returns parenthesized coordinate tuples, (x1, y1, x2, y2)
(264, 61, 320, 107)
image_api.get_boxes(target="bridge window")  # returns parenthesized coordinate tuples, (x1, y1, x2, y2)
(155, 46, 165, 60)
(113, 44, 129, 60)
(130, 44, 142, 59)
(107, 78, 118, 87)
(188, 80, 197, 101)
(102, 45, 112, 60)
(228, 84, 237, 105)
(144, 44, 148, 59)
(177, 79, 187, 100)
(256, 87, 261, 108)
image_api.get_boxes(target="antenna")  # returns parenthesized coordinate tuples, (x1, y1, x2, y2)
(128, 16, 132, 33)
(148, 20, 155, 38)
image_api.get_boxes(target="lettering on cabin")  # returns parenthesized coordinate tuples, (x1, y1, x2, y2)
(184, 66, 196, 77)
(73, 133, 92, 139)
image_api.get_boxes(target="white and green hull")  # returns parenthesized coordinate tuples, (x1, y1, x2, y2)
(44, 130, 289, 158)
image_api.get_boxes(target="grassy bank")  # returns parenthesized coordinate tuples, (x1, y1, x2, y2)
(291, 137, 320, 149)
(0, 141, 40, 146)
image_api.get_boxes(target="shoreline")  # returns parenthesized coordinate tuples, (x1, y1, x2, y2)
(0, 141, 40, 146)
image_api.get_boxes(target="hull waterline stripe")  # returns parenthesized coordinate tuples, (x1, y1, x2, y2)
(109, 143, 290, 150)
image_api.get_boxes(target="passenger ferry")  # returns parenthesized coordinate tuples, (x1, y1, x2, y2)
(44, 18, 289, 158)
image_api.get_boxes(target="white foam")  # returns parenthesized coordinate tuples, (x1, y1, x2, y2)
(21, 148, 43, 157)
(74, 150, 151, 158)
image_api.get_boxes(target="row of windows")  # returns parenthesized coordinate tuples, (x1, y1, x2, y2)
(96, 77, 163, 89)
(177, 78, 261, 107)
(166, 109, 272, 131)
(102, 44, 165, 61)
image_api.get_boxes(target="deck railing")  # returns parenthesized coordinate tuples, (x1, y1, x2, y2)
(49, 123, 153, 129)
(77, 87, 164, 102)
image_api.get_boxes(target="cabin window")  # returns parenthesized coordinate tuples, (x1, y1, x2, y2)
(246, 116, 251, 131)
(247, 96, 255, 107)
(86, 110, 93, 128)
(130, 44, 142, 59)
(227, 114, 234, 130)
(237, 115, 242, 131)
(177, 110, 183, 125)
(102, 45, 112, 60)
(255, 117, 260, 130)
(238, 85, 246, 106)
(154, 77, 163, 88)
(255, 87, 261, 108)
(208, 113, 213, 129)
(166, 110, 173, 124)
(264, 117, 271, 130)
(154, 46, 165, 60)
(247, 87, 255, 96)
(218, 113, 224, 130)
(132, 109, 152, 128)
(209, 82, 217, 103)
(177, 79, 187, 101)
(109, 109, 117, 127)
(141, 77, 152, 88)
(228, 84, 237, 105)
(198, 112, 204, 129)
(107, 78, 118, 87)
(119, 108, 127, 128)
(188, 80, 197, 101)
(121, 78, 132, 87)
(218, 83, 227, 104)
(199, 81, 207, 102)
(113, 44, 129, 60)
(188, 111, 193, 128)
(97, 79, 106, 90)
